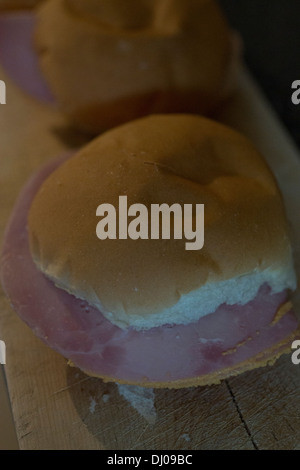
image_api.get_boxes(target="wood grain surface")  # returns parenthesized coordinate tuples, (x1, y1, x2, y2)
(1, 63, 300, 450)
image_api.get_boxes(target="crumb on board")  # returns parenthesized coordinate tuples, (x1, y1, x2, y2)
(89, 396, 97, 414)
(102, 393, 110, 404)
(117, 383, 157, 425)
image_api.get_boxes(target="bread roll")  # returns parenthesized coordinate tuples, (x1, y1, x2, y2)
(34, 0, 236, 134)
(28, 114, 296, 330)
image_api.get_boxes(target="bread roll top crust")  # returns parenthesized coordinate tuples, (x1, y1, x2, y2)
(28, 115, 296, 329)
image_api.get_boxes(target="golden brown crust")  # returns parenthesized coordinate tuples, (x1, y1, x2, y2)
(28, 114, 295, 329)
(35, 0, 233, 134)
(271, 300, 293, 325)
(69, 329, 300, 389)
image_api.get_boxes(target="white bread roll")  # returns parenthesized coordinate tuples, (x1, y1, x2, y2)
(34, 0, 235, 134)
(28, 114, 296, 330)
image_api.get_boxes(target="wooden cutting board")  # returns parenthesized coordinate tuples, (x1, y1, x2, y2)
(1, 62, 300, 450)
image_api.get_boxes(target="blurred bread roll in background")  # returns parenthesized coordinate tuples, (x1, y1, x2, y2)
(35, 0, 238, 134)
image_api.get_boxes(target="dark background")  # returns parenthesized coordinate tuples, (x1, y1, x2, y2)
(219, 0, 300, 149)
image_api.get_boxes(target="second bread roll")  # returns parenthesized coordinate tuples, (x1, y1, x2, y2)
(35, 0, 235, 134)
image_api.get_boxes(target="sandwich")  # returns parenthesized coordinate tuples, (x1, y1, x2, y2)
(33, 0, 237, 134)
(1, 114, 298, 388)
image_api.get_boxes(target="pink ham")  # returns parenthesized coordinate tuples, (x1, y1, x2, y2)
(0, 155, 299, 385)
(0, 12, 54, 102)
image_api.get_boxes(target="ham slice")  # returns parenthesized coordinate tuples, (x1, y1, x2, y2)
(1, 155, 299, 386)
(0, 12, 54, 102)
